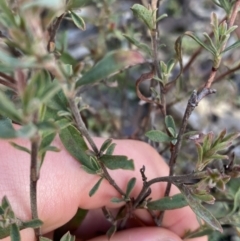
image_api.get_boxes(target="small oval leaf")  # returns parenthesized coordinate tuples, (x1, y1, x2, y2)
(125, 177, 136, 198)
(76, 50, 144, 87)
(10, 224, 20, 241)
(131, 4, 154, 30)
(100, 138, 113, 154)
(106, 225, 117, 240)
(89, 177, 104, 197)
(145, 130, 173, 143)
(70, 11, 86, 30)
(59, 125, 94, 170)
(60, 231, 75, 241)
(106, 143, 116, 155)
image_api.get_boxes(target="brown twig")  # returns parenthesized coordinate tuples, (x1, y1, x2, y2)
(47, 13, 65, 52)
(151, 0, 166, 116)
(0, 72, 16, 83)
(68, 98, 125, 196)
(30, 113, 41, 240)
(157, 88, 216, 225)
(134, 166, 209, 209)
(0, 78, 16, 91)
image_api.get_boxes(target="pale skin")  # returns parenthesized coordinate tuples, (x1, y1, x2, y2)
(0, 136, 207, 241)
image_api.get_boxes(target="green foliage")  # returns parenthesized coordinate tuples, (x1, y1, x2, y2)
(147, 194, 188, 210)
(145, 130, 174, 143)
(99, 155, 134, 170)
(0, 0, 239, 240)
(122, 34, 152, 56)
(66, 0, 91, 10)
(69, 11, 86, 30)
(76, 50, 145, 87)
(125, 177, 136, 199)
(130, 4, 155, 30)
(59, 125, 96, 171)
(60, 232, 75, 241)
(0, 196, 43, 239)
(106, 224, 117, 240)
(195, 130, 240, 171)
(89, 177, 104, 197)
(179, 184, 223, 233)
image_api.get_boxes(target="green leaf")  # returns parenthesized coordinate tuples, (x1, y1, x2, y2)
(165, 115, 176, 136)
(156, 13, 168, 22)
(76, 50, 144, 87)
(184, 225, 213, 239)
(179, 184, 223, 232)
(47, 89, 69, 112)
(59, 125, 95, 170)
(89, 177, 104, 197)
(202, 132, 214, 152)
(185, 31, 216, 55)
(60, 52, 78, 66)
(0, 119, 18, 138)
(23, 72, 61, 112)
(203, 32, 218, 53)
(1, 196, 13, 215)
(106, 143, 116, 155)
(111, 197, 125, 203)
(0, 1, 16, 27)
(99, 155, 134, 170)
(10, 224, 20, 241)
(0, 91, 22, 123)
(222, 132, 240, 143)
(40, 237, 52, 241)
(22, 219, 43, 229)
(81, 165, 98, 174)
(122, 34, 152, 56)
(60, 231, 75, 241)
(39, 132, 56, 164)
(67, 0, 91, 9)
(167, 127, 176, 138)
(131, 4, 154, 30)
(100, 138, 113, 154)
(0, 119, 37, 139)
(228, 187, 240, 216)
(125, 177, 136, 198)
(147, 194, 188, 210)
(106, 225, 117, 240)
(70, 11, 86, 30)
(196, 143, 203, 170)
(166, 58, 176, 73)
(10, 142, 31, 154)
(145, 130, 173, 143)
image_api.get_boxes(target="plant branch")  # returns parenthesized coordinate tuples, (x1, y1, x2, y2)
(68, 98, 125, 196)
(0, 78, 16, 91)
(157, 88, 216, 225)
(183, 16, 227, 74)
(30, 113, 40, 240)
(0, 72, 16, 83)
(47, 13, 65, 52)
(205, 1, 240, 89)
(134, 166, 208, 209)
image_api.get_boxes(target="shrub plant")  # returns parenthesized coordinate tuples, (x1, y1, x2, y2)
(0, 0, 240, 240)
